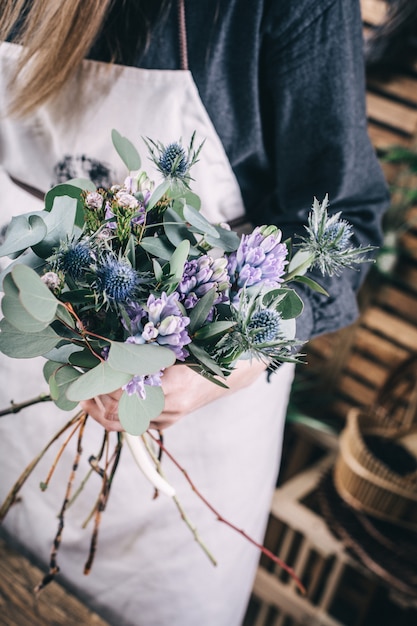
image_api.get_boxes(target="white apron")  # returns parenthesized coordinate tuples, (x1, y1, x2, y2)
(0, 39, 294, 626)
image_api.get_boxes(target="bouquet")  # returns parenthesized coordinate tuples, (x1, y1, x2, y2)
(0, 131, 374, 591)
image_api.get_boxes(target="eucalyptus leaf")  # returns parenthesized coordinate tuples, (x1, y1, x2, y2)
(66, 177, 96, 192)
(0, 214, 47, 258)
(1, 293, 49, 332)
(0, 250, 46, 290)
(163, 208, 197, 249)
(188, 288, 216, 334)
(183, 204, 219, 239)
(56, 304, 76, 328)
(0, 318, 60, 357)
(169, 239, 190, 284)
(49, 365, 82, 410)
(32, 196, 78, 258)
(193, 320, 235, 341)
(146, 180, 170, 211)
(66, 361, 132, 401)
(11, 264, 58, 323)
(107, 341, 176, 375)
(140, 236, 175, 260)
(118, 386, 165, 435)
(277, 289, 304, 320)
(204, 226, 240, 252)
(111, 129, 141, 171)
(44, 184, 86, 229)
(44, 343, 84, 364)
(68, 348, 101, 368)
(286, 250, 314, 278)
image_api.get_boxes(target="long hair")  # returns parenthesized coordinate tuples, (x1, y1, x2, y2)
(0, 0, 170, 117)
(365, 0, 417, 74)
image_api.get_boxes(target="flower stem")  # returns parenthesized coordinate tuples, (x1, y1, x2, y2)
(0, 393, 52, 417)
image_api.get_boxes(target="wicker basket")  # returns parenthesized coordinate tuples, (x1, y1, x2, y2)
(334, 354, 417, 530)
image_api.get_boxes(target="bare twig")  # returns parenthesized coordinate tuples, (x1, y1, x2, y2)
(147, 430, 306, 594)
(0, 393, 52, 417)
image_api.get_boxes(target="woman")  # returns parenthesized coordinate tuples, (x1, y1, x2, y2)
(0, 1, 388, 625)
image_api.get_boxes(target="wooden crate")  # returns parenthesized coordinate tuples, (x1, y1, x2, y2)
(244, 456, 417, 626)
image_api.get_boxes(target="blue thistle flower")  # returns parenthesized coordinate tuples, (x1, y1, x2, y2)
(158, 143, 188, 178)
(96, 257, 140, 303)
(57, 241, 93, 280)
(248, 309, 282, 344)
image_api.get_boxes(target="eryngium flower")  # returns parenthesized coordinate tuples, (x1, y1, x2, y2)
(126, 292, 191, 360)
(158, 143, 188, 178)
(227, 225, 288, 294)
(247, 309, 282, 344)
(96, 256, 140, 303)
(56, 241, 93, 280)
(177, 256, 230, 312)
(123, 371, 163, 400)
(298, 195, 375, 276)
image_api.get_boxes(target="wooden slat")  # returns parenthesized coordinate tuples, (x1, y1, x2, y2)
(362, 308, 417, 349)
(353, 327, 409, 364)
(367, 93, 417, 135)
(368, 77, 417, 106)
(344, 353, 388, 387)
(0, 538, 110, 626)
(367, 124, 411, 150)
(376, 284, 417, 321)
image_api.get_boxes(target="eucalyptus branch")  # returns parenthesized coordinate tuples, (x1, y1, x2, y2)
(0, 393, 52, 417)
(147, 430, 306, 594)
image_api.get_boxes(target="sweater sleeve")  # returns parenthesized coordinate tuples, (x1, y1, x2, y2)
(258, 0, 389, 340)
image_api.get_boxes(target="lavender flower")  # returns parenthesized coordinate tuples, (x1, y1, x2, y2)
(227, 225, 288, 295)
(96, 256, 141, 303)
(123, 371, 163, 400)
(126, 292, 191, 360)
(177, 256, 230, 312)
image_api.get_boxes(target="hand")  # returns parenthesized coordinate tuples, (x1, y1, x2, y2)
(80, 359, 267, 431)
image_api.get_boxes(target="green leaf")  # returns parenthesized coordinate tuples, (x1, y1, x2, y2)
(111, 129, 141, 171)
(193, 321, 235, 341)
(68, 348, 101, 368)
(188, 288, 216, 334)
(11, 265, 58, 323)
(49, 365, 82, 410)
(169, 239, 190, 284)
(1, 292, 49, 332)
(44, 343, 84, 364)
(187, 343, 226, 377)
(293, 275, 329, 296)
(32, 196, 78, 258)
(66, 361, 132, 401)
(183, 204, 219, 239)
(262, 288, 304, 320)
(204, 225, 240, 252)
(140, 236, 175, 260)
(107, 341, 176, 375)
(0, 214, 47, 258)
(152, 259, 163, 281)
(56, 303, 76, 328)
(146, 179, 171, 211)
(66, 177, 96, 192)
(286, 250, 314, 278)
(118, 386, 165, 435)
(44, 184, 86, 229)
(163, 208, 197, 249)
(0, 250, 46, 289)
(0, 318, 60, 357)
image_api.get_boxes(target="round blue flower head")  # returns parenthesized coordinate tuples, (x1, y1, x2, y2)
(96, 257, 140, 303)
(248, 309, 282, 344)
(57, 242, 92, 280)
(158, 142, 188, 178)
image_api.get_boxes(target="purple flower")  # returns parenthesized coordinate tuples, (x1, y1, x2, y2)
(123, 371, 163, 400)
(177, 256, 230, 312)
(227, 226, 288, 294)
(126, 292, 191, 360)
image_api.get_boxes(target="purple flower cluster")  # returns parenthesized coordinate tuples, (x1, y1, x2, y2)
(126, 291, 191, 360)
(227, 226, 288, 294)
(123, 371, 163, 400)
(177, 256, 230, 311)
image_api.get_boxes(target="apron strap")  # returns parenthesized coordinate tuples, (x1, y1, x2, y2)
(177, 0, 189, 71)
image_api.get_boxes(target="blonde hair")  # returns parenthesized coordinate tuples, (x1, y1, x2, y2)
(0, 0, 114, 116)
